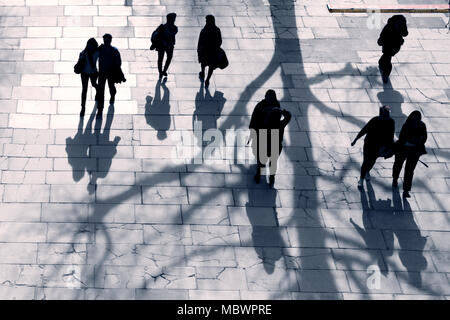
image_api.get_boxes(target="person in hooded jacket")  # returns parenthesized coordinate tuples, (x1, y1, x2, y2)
(249, 90, 291, 185)
(392, 110, 427, 198)
(351, 105, 395, 188)
(378, 15, 408, 83)
(197, 15, 222, 88)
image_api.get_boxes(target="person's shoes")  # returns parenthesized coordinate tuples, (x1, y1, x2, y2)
(365, 172, 371, 181)
(159, 72, 163, 80)
(205, 79, 210, 88)
(96, 110, 103, 119)
(403, 191, 411, 198)
(269, 175, 275, 185)
(109, 97, 115, 105)
(392, 178, 398, 188)
(80, 107, 85, 117)
(199, 71, 205, 80)
(382, 75, 389, 84)
(162, 71, 168, 77)
(254, 173, 261, 184)
(358, 178, 364, 188)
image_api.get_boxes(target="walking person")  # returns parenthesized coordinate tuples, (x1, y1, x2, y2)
(392, 111, 427, 198)
(75, 38, 99, 117)
(377, 15, 408, 83)
(96, 34, 122, 118)
(151, 13, 178, 80)
(351, 106, 395, 188)
(197, 15, 222, 88)
(249, 90, 291, 185)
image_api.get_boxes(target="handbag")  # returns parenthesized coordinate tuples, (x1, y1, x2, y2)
(150, 24, 164, 50)
(74, 54, 85, 74)
(216, 48, 229, 70)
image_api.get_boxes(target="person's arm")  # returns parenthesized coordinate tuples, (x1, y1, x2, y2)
(420, 123, 427, 145)
(351, 119, 371, 146)
(217, 28, 222, 47)
(115, 49, 122, 67)
(280, 109, 291, 128)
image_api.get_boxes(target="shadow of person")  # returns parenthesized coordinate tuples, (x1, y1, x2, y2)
(245, 164, 284, 274)
(145, 78, 171, 140)
(192, 81, 226, 161)
(350, 181, 386, 275)
(65, 107, 97, 182)
(377, 81, 407, 126)
(88, 104, 121, 194)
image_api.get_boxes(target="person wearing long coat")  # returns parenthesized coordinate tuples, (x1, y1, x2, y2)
(392, 111, 427, 198)
(197, 15, 222, 88)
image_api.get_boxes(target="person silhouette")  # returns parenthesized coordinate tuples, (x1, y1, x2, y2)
(392, 111, 427, 198)
(351, 106, 395, 188)
(153, 13, 178, 80)
(145, 78, 171, 140)
(377, 15, 408, 83)
(78, 38, 99, 117)
(96, 34, 123, 119)
(197, 15, 222, 88)
(249, 90, 291, 185)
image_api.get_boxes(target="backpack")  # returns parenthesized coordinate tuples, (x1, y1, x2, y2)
(150, 24, 164, 50)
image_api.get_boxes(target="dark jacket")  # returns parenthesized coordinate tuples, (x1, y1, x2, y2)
(378, 15, 408, 56)
(197, 25, 222, 67)
(98, 44, 121, 75)
(250, 99, 291, 156)
(397, 120, 427, 156)
(159, 23, 178, 49)
(355, 116, 395, 148)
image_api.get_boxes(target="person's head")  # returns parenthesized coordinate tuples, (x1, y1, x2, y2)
(379, 105, 391, 119)
(406, 110, 422, 127)
(265, 89, 277, 103)
(388, 15, 408, 37)
(103, 33, 112, 46)
(167, 13, 176, 24)
(85, 38, 98, 51)
(205, 15, 215, 26)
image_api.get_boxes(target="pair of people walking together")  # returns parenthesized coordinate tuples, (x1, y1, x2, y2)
(75, 34, 125, 118)
(352, 107, 427, 198)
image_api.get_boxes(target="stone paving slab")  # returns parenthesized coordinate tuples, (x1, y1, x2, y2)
(0, 0, 449, 300)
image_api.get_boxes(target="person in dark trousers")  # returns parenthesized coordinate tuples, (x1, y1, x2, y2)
(78, 38, 99, 117)
(351, 106, 395, 188)
(197, 15, 222, 88)
(155, 13, 178, 80)
(96, 33, 122, 118)
(378, 15, 408, 83)
(249, 90, 291, 185)
(392, 111, 427, 198)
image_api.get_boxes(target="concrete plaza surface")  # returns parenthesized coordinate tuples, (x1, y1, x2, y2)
(0, 0, 449, 300)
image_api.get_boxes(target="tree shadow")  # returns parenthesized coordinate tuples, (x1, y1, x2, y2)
(145, 79, 171, 140)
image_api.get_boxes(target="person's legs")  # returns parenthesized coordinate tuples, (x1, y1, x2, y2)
(157, 49, 165, 78)
(205, 65, 214, 88)
(162, 47, 174, 76)
(392, 150, 406, 187)
(403, 155, 419, 192)
(379, 52, 393, 82)
(360, 144, 378, 180)
(96, 74, 107, 117)
(81, 73, 89, 110)
(199, 63, 205, 80)
(107, 76, 116, 105)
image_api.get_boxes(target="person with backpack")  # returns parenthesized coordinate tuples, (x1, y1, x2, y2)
(351, 106, 395, 188)
(96, 34, 123, 119)
(377, 15, 408, 83)
(197, 15, 222, 88)
(151, 13, 178, 80)
(392, 111, 427, 198)
(75, 38, 99, 117)
(249, 90, 291, 185)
